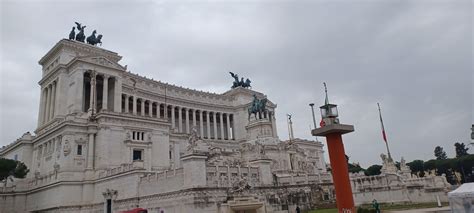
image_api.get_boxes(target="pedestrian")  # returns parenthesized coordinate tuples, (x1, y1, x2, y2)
(296, 206, 301, 213)
(372, 199, 380, 213)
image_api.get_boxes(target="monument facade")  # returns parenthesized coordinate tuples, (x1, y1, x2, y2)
(0, 39, 331, 213)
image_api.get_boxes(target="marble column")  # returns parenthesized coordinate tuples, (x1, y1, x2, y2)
(199, 110, 204, 137)
(157, 103, 161, 118)
(206, 111, 211, 139)
(148, 101, 153, 117)
(87, 133, 95, 170)
(124, 94, 129, 113)
(219, 113, 224, 140)
(192, 109, 197, 128)
(102, 75, 109, 111)
(140, 99, 145, 116)
(271, 110, 278, 138)
(185, 108, 190, 133)
(171, 106, 175, 129)
(164, 104, 168, 119)
(49, 81, 56, 120)
(132, 96, 137, 115)
(178, 106, 183, 133)
(230, 114, 234, 140)
(42, 87, 49, 124)
(89, 73, 96, 113)
(226, 113, 231, 140)
(114, 77, 123, 113)
(37, 88, 46, 125)
(213, 112, 218, 139)
(45, 85, 52, 122)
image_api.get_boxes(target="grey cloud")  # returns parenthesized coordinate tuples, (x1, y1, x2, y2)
(1, 0, 471, 167)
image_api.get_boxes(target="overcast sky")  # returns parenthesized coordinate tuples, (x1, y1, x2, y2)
(1, 0, 472, 167)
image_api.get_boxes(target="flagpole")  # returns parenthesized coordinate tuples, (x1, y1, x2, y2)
(378, 103, 392, 161)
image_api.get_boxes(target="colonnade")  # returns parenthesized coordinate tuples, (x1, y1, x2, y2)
(38, 79, 58, 125)
(121, 94, 235, 140)
(83, 71, 118, 113)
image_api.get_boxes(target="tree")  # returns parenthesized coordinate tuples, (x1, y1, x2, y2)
(348, 163, 364, 173)
(455, 142, 469, 157)
(407, 160, 425, 177)
(364, 165, 382, 176)
(456, 154, 474, 183)
(434, 146, 448, 160)
(424, 159, 437, 175)
(0, 158, 29, 185)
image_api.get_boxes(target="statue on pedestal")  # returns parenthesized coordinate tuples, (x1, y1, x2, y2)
(248, 94, 268, 120)
(186, 126, 199, 152)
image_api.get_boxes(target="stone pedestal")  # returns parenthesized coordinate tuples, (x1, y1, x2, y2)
(181, 153, 208, 188)
(249, 158, 273, 186)
(245, 119, 273, 141)
(220, 196, 264, 213)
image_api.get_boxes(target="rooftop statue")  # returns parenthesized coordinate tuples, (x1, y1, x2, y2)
(68, 22, 102, 45)
(74, 22, 86, 42)
(229, 72, 251, 88)
(86, 30, 103, 46)
(68, 27, 75, 40)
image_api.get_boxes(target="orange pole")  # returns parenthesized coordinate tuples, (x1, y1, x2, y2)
(326, 133, 355, 213)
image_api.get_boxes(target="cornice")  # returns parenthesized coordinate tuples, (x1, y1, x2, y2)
(39, 39, 121, 66)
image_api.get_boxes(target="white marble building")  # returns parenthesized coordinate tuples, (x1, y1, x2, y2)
(0, 39, 332, 213)
(350, 155, 452, 205)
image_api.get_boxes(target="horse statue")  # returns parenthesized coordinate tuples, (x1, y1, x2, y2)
(74, 22, 86, 42)
(248, 95, 268, 120)
(242, 78, 251, 88)
(87, 30, 103, 46)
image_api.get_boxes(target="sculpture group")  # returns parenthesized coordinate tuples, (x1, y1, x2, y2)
(68, 22, 103, 46)
(248, 94, 268, 120)
(229, 72, 251, 88)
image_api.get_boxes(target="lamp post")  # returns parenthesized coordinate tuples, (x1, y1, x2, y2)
(311, 83, 355, 213)
(309, 103, 319, 142)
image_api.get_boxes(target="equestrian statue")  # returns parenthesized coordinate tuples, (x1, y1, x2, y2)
(248, 94, 268, 120)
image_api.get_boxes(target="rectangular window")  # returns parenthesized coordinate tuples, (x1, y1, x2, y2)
(14, 154, 18, 161)
(77, 145, 83, 155)
(132, 131, 145, 141)
(133, 149, 143, 161)
(106, 199, 112, 213)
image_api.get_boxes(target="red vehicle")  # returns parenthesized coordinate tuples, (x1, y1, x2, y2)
(120, 208, 148, 213)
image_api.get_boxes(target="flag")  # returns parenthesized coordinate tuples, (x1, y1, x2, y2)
(378, 103, 387, 143)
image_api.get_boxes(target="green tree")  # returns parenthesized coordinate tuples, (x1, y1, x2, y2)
(454, 154, 474, 183)
(407, 160, 425, 177)
(455, 142, 469, 157)
(0, 158, 29, 185)
(435, 159, 456, 184)
(348, 163, 364, 173)
(364, 164, 382, 176)
(424, 159, 437, 175)
(434, 146, 448, 160)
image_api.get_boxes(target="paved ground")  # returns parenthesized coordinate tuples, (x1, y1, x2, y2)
(386, 206, 451, 213)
